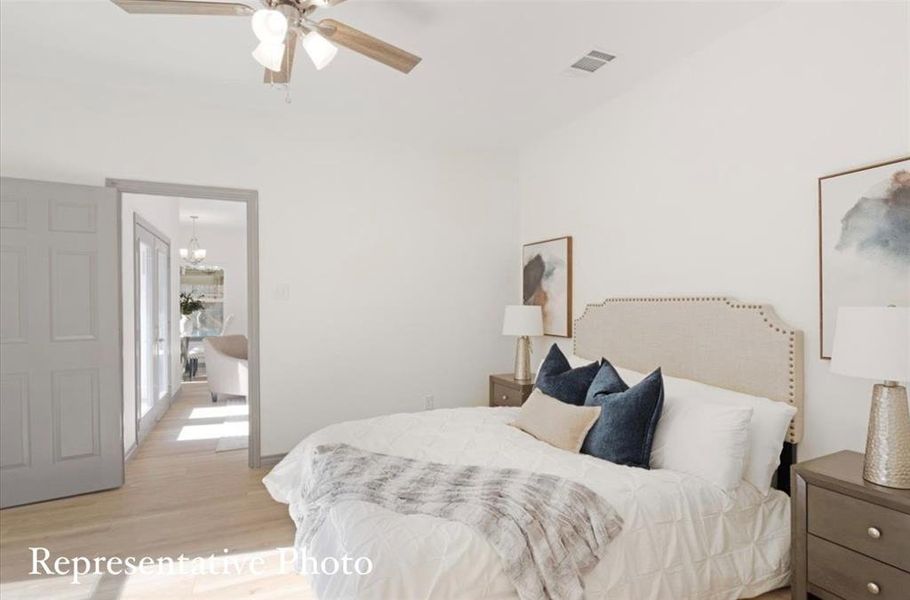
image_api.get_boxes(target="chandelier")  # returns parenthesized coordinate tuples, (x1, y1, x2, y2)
(180, 216, 207, 265)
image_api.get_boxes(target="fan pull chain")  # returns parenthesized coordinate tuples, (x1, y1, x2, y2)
(264, 77, 292, 104)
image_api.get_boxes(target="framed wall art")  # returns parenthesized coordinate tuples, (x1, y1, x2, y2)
(819, 156, 910, 359)
(522, 236, 572, 337)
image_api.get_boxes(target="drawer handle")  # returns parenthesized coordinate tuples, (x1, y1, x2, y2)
(867, 582, 880, 595)
(867, 526, 881, 539)
(501, 395, 508, 401)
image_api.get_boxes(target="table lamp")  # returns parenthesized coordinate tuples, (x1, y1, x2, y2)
(502, 305, 543, 382)
(830, 306, 910, 488)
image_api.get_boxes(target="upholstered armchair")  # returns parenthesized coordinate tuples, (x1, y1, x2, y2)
(203, 335, 248, 402)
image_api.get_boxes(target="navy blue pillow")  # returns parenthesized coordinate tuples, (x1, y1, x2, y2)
(584, 360, 629, 400)
(535, 344, 601, 406)
(581, 363, 664, 469)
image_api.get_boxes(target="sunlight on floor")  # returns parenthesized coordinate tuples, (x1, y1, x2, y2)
(188, 404, 248, 419)
(0, 548, 313, 600)
(177, 420, 249, 441)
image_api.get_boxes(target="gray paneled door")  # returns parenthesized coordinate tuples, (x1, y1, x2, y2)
(0, 177, 123, 508)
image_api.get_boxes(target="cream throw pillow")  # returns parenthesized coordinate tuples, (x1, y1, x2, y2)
(511, 390, 602, 453)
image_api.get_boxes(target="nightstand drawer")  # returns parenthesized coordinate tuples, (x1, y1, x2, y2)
(808, 485, 910, 571)
(491, 383, 523, 407)
(808, 535, 910, 600)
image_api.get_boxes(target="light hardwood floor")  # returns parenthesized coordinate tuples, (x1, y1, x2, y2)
(0, 382, 790, 599)
(0, 382, 308, 599)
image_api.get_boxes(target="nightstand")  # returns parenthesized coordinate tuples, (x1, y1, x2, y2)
(791, 450, 910, 600)
(489, 374, 535, 407)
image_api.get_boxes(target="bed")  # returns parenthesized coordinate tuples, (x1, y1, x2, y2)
(265, 297, 804, 600)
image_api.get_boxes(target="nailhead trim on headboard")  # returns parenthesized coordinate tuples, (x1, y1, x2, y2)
(572, 296, 804, 444)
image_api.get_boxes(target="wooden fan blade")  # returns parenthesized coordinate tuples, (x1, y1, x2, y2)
(112, 0, 254, 16)
(318, 18, 421, 74)
(264, 30, 297, 85)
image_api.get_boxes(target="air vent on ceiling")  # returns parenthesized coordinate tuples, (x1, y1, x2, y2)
(568, 49, 616, 75)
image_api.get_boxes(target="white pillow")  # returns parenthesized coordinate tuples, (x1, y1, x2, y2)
(616, 366, 796, 495)
(661, 375, 797, 495)
(650, 395, 753, 492)
(568, 353, 596, 369)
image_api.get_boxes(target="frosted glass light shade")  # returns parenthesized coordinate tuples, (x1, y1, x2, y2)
(252, 41, 285, 72)
(251, 9, 287, 44)
(831, 306, 910, 382)
(301, 31, 337, 70)
(502, 305, 543, 336)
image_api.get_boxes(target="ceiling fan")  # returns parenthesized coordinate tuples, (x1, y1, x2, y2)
(111, 0, 422, 84)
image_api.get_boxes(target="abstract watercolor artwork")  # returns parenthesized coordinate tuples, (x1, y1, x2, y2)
(819, 157, 910, 358)
(522, 236, 572, 337)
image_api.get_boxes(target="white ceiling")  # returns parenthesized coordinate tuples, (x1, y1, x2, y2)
(0, 0, 775, 148)
(179, 197, 247, 227)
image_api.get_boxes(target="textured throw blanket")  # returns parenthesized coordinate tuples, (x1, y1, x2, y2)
(295, 443, 624, 600)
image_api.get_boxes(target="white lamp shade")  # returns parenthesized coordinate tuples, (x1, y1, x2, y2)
(252, 41, 285, 72)
(251, 9, 288, 44)
(502, 305, 543, 336)
(830, 306, 910, 382)
(301, 31, 338, 70)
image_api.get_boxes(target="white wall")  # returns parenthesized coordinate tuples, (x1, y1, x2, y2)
(258, 149, 518, 454)
(0, 81, 520, 457)
(519, 1, 910, 460)
(8, 1, 901, 463)
(178, 217, 248, 336)
(121, 194, 181, 454)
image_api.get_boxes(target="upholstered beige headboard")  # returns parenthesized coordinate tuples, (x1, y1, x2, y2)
(573, 297, 804, 444)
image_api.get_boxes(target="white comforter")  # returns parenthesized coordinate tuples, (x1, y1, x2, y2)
(264, 407, 790, 600)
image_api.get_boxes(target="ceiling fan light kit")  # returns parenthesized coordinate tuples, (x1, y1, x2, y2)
(251, 8, 288, 44)
(112, 0, 422, 86)
(300, 30, 337, 70)
(252, 40, 286, 72)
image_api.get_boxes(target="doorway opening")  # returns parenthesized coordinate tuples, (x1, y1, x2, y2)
(109, 180, 261, 468)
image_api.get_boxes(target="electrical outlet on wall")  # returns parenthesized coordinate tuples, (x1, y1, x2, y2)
(424, 395, 435, 411)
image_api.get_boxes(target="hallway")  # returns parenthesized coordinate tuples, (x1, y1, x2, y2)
(0, 383, 310, 600)
(135, 382, 249, 459)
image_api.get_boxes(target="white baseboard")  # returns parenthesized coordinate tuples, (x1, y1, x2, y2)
(136, 388, 175, 445)
(124, 443, 138, 463)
